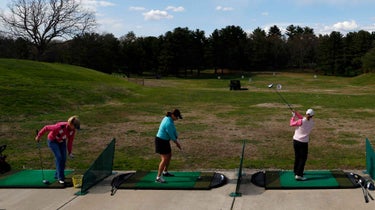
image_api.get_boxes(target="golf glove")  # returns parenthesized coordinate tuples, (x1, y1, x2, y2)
(292, 112, 296, 117)
(69, 153, 74, 159)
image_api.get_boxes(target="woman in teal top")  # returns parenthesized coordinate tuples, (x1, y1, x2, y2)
(155, 109, 182, 183)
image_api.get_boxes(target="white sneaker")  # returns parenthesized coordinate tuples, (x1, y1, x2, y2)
(295, 175, 307, 181)
(58, 180, 65, 184)
(155, 176, 166, 183)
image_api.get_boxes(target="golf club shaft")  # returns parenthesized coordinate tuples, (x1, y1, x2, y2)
(367, 189, 374, 200)
(180, 141, 201, 180)
(181, 149, 192, 170)
(359, 181, 369, 203)
(275, 90, 293, 111)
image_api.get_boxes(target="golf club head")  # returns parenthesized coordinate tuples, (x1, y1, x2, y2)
(351, 173, 361, 184)
(367, 180, 375, 190)
(358, 177, 366, 185)
(267, 83, 282, 90)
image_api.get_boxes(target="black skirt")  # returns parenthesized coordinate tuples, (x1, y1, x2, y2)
(155, 137, 171, 154)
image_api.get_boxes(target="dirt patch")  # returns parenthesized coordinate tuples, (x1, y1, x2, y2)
(253, 103, 302, 109)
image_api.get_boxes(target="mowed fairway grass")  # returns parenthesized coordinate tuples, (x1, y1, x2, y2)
(1, 58, 374, 172)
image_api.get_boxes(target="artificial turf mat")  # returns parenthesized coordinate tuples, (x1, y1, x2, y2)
(264, 170, 358, 189)
(116, 171, 227, 190)
(0, 169, 74, 188)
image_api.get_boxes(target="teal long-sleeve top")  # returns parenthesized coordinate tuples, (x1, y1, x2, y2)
(156, 116, 178, 141)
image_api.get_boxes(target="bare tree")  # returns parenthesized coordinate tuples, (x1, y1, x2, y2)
(0, 0, 96, 59)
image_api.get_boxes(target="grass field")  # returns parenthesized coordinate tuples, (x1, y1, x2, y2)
(1, 58, 374, 172)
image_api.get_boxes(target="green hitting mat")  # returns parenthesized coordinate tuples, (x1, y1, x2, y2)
(0, 170, 74, 188)
(251, 170, 359, 189)
(114, 171, 227, 190)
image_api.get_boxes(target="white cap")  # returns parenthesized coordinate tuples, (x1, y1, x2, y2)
(306, 109, 315, 116)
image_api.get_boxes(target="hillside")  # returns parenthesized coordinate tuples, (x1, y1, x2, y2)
(0, 58, 138, 117)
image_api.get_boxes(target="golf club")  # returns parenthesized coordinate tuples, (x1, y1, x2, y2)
(366, 179, 375, 191)
(179, 140, 201, 181)
(367, 189, 374, 201)
(365, 179, 374, 201)
(268, 83, 293, 111)
(353, 173, 369, 203)
(36, 130, 50, 185)
(359, 178, 370, 203)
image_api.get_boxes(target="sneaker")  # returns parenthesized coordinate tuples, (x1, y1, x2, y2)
(295, 175, 307, 181)
(163, 171, 174, 177)
(58, 180, 65, 184)
(155, 177, 166, 183)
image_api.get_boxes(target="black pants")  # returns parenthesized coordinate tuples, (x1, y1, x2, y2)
(293, 140, 308, 177)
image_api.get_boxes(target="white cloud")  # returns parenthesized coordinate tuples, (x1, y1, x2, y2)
(293, 0, 367, 6)
(96, 1, 115, 7)
(312, 21, 361, 35)
(81, 0, 115, 11)
(166, 6, 185, 12)
(361, 24, 375, 33)
(261, 12, 269, 16)
(332, 20, 358, 31)
(129, 6, 146, 11)
(143, 10, 173, 21)
(216, 6, 234, 11)
(97, 17, 124, 35)
(98, 18, 123, 28)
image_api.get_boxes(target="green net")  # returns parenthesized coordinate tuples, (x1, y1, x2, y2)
(366, 138, 375, 179)
(76, 138, 116, 195)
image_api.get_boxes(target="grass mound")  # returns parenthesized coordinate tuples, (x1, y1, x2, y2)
(0, 58, 139, 116)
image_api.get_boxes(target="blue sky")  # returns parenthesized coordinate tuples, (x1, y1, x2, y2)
(1, 0, 375, 38)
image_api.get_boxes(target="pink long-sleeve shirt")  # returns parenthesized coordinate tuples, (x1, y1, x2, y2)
(36, 122, 75, 154)
(290, 111, 314, 143)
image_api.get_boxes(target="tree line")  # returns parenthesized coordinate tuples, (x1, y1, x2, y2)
(1, 24, 375, 77)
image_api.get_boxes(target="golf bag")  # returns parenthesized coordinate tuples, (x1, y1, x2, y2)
(0, 145, 11, 174)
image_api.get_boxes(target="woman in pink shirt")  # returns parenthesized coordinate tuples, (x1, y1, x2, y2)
(35, 116, 80, 184)
(290, 109, 315, 181)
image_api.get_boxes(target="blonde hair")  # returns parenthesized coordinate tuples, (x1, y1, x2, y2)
(68, 115, 80, 129)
